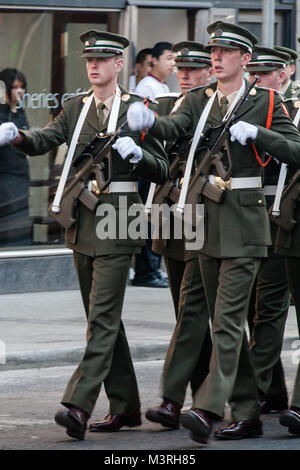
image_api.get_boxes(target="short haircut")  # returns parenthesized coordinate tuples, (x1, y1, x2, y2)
(152, 42, 173, 59)
(136, 48, 153, 64)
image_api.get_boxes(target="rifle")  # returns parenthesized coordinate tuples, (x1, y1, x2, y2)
(184, 77, 259, 210)
(48, 122, 127, 229)
(151, 135, 192, 207)
(269, 169, 300, 231)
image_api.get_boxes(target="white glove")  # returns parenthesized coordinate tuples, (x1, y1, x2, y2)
(230, 121, 258, 146)
(112, 136, 143, 164)
(0, 122, 19, 146)
(127, 102, 155, 131)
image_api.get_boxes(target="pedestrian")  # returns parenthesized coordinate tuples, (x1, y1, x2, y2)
(0, 68, 31, 246)
(146, 41, 214, 429)
(128, 48, 153, 90)
(0, 29, 168, 440)
(126, 21, 300, 443)
(134, 41, 175, 99)
(132, 41, 175, 288)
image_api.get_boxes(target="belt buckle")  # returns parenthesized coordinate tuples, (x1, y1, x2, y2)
(91, 180, 101, 195)
(214, 176, 232, 191)
(91, 180, 110, 195)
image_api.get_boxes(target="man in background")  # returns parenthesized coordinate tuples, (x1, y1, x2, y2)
(128, 48, 152, 91)
(132, 41, 175, 288)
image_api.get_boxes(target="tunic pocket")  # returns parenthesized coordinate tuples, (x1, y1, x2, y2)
(239, 190, 271, 246)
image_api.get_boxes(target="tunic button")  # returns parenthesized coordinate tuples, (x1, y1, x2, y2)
(258, 199, 263, 205)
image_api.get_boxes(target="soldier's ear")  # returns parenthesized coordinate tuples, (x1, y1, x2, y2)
(115, 57, 124, 73)
(241, 52, 251, 68)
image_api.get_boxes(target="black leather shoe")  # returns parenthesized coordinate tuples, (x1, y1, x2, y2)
(89, 410, 141, 432)
(214, 419, 263, 440)
(131, 277, 169, 288)
(260, 399, 288, 414)
(55, 406, 89, 440)
(180, 409, 214, 443)
(280, 408, 300, 434)
(146, 400, 181, 429)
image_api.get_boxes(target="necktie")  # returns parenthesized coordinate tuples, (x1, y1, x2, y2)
(220, 96, 229, 118)
(97, 102, 106, 129)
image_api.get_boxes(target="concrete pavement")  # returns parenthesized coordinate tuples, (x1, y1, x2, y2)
(0, 286, 175, 370)
(0, 285, 299, 373)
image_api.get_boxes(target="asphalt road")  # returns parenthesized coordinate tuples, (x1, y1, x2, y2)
(1, 353, 300, 454)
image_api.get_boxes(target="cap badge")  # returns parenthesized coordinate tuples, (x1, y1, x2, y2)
(214, 29, 223, 38)
(206, 88, 214, 97)
(180, 47, 190, 56)
(88, 37, 97, 47)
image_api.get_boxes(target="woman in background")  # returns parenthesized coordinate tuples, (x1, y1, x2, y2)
(0, 68, 31, 246)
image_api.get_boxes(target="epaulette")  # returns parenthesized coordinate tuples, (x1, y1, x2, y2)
(186, 85, 207, 93)
(63, 90, 91, 104)
(129, 91, 158, 104)
(155, 92, 181, 99)
(255, 86, 281, 95)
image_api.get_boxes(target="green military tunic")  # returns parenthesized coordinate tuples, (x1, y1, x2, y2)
(17, 85, 168, 417)
(148, 79, 300, 420)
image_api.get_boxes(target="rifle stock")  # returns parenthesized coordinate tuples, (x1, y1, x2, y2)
(269, 170, 300, 231)
(149, 136, 192, 208)
(182, 77, 259, 212)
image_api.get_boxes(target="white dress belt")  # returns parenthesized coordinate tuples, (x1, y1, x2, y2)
(90, 181, 138, 194)
(108, 182, 137, 192)
(208, 175, 262, 190)
(263, 185, 277, 196)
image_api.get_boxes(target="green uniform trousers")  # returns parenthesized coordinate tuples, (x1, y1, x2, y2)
(249, 255, 290, 398)
(164, 257, 186, 318)
(194, 254, 261, 421)
(162, 258, 212, 405)
(284, 257, 300, 408)
(248, 279, 288, 406)
(61, 252, 140, 416)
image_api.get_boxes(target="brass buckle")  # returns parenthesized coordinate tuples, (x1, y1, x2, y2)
(214, 176, 232, 191)
(91, 180, 101, 195)
(91, 180, 110, 195)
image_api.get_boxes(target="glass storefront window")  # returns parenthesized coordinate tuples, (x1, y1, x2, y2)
(0, 9, 119, 249)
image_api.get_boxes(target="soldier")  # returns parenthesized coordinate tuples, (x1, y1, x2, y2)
(126, 21, 300, 443)
(145, 42, 213, 429)
(273, 53, 300, 435)
(236, 46, 291, 414)
(274, 45, 299, 99)
(0, 30, 168, 440)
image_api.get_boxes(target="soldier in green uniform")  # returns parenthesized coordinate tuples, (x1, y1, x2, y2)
(234, 46, 291, 414)
(127, 21, 300, 443)
(145, 42, 213, 429)
(274, 82, 300, 437)
(0, 30, 168, 440)
(274, 45, 299, 99)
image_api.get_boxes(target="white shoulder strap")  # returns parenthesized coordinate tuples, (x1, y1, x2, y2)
(51, 93, 94, 213)
(176, 90, 217, 213)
